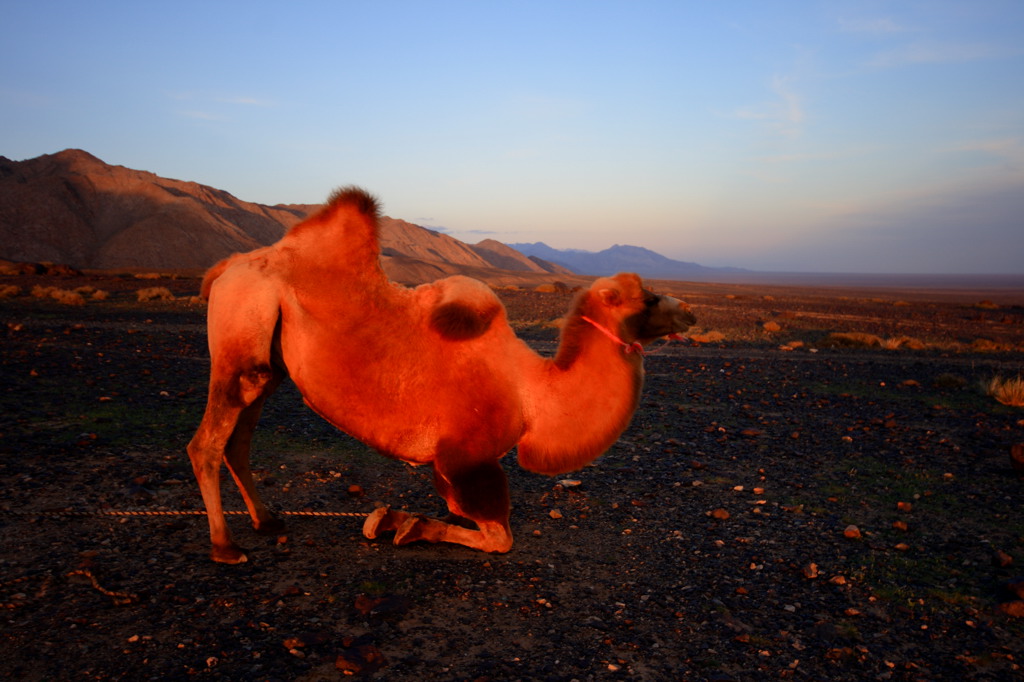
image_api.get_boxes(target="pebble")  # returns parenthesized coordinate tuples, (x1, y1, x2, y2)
(549, 509, 563, 519)
(843, 525, 861, 539)
(709, 508, 730, 520)
(1005, 578, 1024, 600)
(993, 550, 1014, 568)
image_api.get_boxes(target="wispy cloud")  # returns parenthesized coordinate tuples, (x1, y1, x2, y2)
(732, 74, 805, 138)
(178, 110, 228, 122)
(168, 92, 276, 123)
(838, 16, 909, 36)
(214, 96, 276, 107)
(868, 42, 1016, 68)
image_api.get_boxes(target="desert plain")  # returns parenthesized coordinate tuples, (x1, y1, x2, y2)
(2, 269, 1024, 680)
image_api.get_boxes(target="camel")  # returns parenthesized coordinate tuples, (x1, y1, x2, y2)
(187, 187, 696, 563)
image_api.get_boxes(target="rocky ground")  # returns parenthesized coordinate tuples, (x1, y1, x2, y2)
(2, 271, 1024, 680)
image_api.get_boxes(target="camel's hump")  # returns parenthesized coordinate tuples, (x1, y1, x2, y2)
(425, 276, 504, 341)
(322, 186, 380, 219)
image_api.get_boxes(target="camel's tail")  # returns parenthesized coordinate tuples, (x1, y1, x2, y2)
(200, 254, 243, 300)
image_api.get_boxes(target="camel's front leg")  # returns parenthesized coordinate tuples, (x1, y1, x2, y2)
(362, 508, 513, 553)
(362, 459, 513, 553)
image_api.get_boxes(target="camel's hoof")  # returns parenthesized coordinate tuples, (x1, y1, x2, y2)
(393, 515, 423, 546)
(253, 516, 286, 536)
(362, 507, 391, 539)
(210, 545, 249, 564)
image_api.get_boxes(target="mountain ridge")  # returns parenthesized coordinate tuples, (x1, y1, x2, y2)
(1, 149, 720, 284)
(509, 241, 746, 280)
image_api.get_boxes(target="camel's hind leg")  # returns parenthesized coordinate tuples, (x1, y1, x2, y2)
(187, 365, 283, 564)
(363, 458, 513, 552)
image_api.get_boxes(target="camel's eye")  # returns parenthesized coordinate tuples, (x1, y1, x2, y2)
(643, 294, 659, 307)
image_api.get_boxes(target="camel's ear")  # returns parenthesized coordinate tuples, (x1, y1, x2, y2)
(598, 287, 621, 307)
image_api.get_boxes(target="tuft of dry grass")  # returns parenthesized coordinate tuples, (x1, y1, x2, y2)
(823, 332, 930, 351)
(821, 332, 883, 348)
(30, 285, 86, 305)
(0, 284, 22, 299)
(881, 336, 927, 351)
(983, 375, 1024, 407)
(136, 286, 175, 302)
(690, 330, 726, 344)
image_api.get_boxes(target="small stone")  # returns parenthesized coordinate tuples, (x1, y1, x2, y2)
(549, 509, 563, 519)
(347, 484, 364, 497)
(843, 525, 861, 539)
(1011, 443, 1024, 477)
(709, 508, 730, 520)
(892, 520, 908, 531)
(894, 543, 910, 551)
(803, 563, 819, 579)
(993, 550, 1014, 568)
(896, 501, 913, 513)
(1005, 578, 1024, 600)
(558, 479, 582, 487)
(829, 575, 847, 586)
(998, 601, 1024, 618)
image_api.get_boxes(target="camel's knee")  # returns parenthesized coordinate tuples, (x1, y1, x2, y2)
(237, 364, 276, 405)
(434, 461, 510, 524)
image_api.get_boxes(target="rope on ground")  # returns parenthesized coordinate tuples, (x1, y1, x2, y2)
(3, 570, 135, 608)
(1, 508, 370, 519)
(67, 569, 137, 606)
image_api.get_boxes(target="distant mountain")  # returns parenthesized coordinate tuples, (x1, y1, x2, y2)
(469, 239, 574, 276)
(0, 149, 562, 284)
(0, 149, 304, 269)
(509, 242, 745, 280)
(0, 149, 740, 285)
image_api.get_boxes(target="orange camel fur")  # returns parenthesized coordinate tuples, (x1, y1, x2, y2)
(187, 187, 696, 563)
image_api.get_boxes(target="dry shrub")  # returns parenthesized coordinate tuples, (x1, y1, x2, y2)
(91, 289, 110, 301)
(30, 285, 85, 305)
(882, 336, 927, 351)
(984, 375, 1024, 407)
(534, 284, 558, 293)
(976, 300, 1000, 310)
(136, 286, 175, 302)
(893, 300, 911, 307)
(762, 321, 781, 333)
(31, 285, 56, 299)
(134, 272, 164, 280)
(0, 284, 22, 299)
(970, 338, 1003, 353)
(821, 332, 883, 348)
(50, 289, 86, 305)
(690, 330, 725, 344)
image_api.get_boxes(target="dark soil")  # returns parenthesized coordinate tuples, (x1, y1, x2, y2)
(2, 272, 1024, 680)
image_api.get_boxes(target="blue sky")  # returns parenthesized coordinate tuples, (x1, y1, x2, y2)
(3, 1, 1022, 274)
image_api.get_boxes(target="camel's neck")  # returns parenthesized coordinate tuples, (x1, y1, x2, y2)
(516, 310, 645, 475)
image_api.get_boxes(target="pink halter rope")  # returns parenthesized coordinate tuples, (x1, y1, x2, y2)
(580, 316, 647, 355)
(581, 316, 687, 356)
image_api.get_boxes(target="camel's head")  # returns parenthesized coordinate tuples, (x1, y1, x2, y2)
(590, 273, 696, 345)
